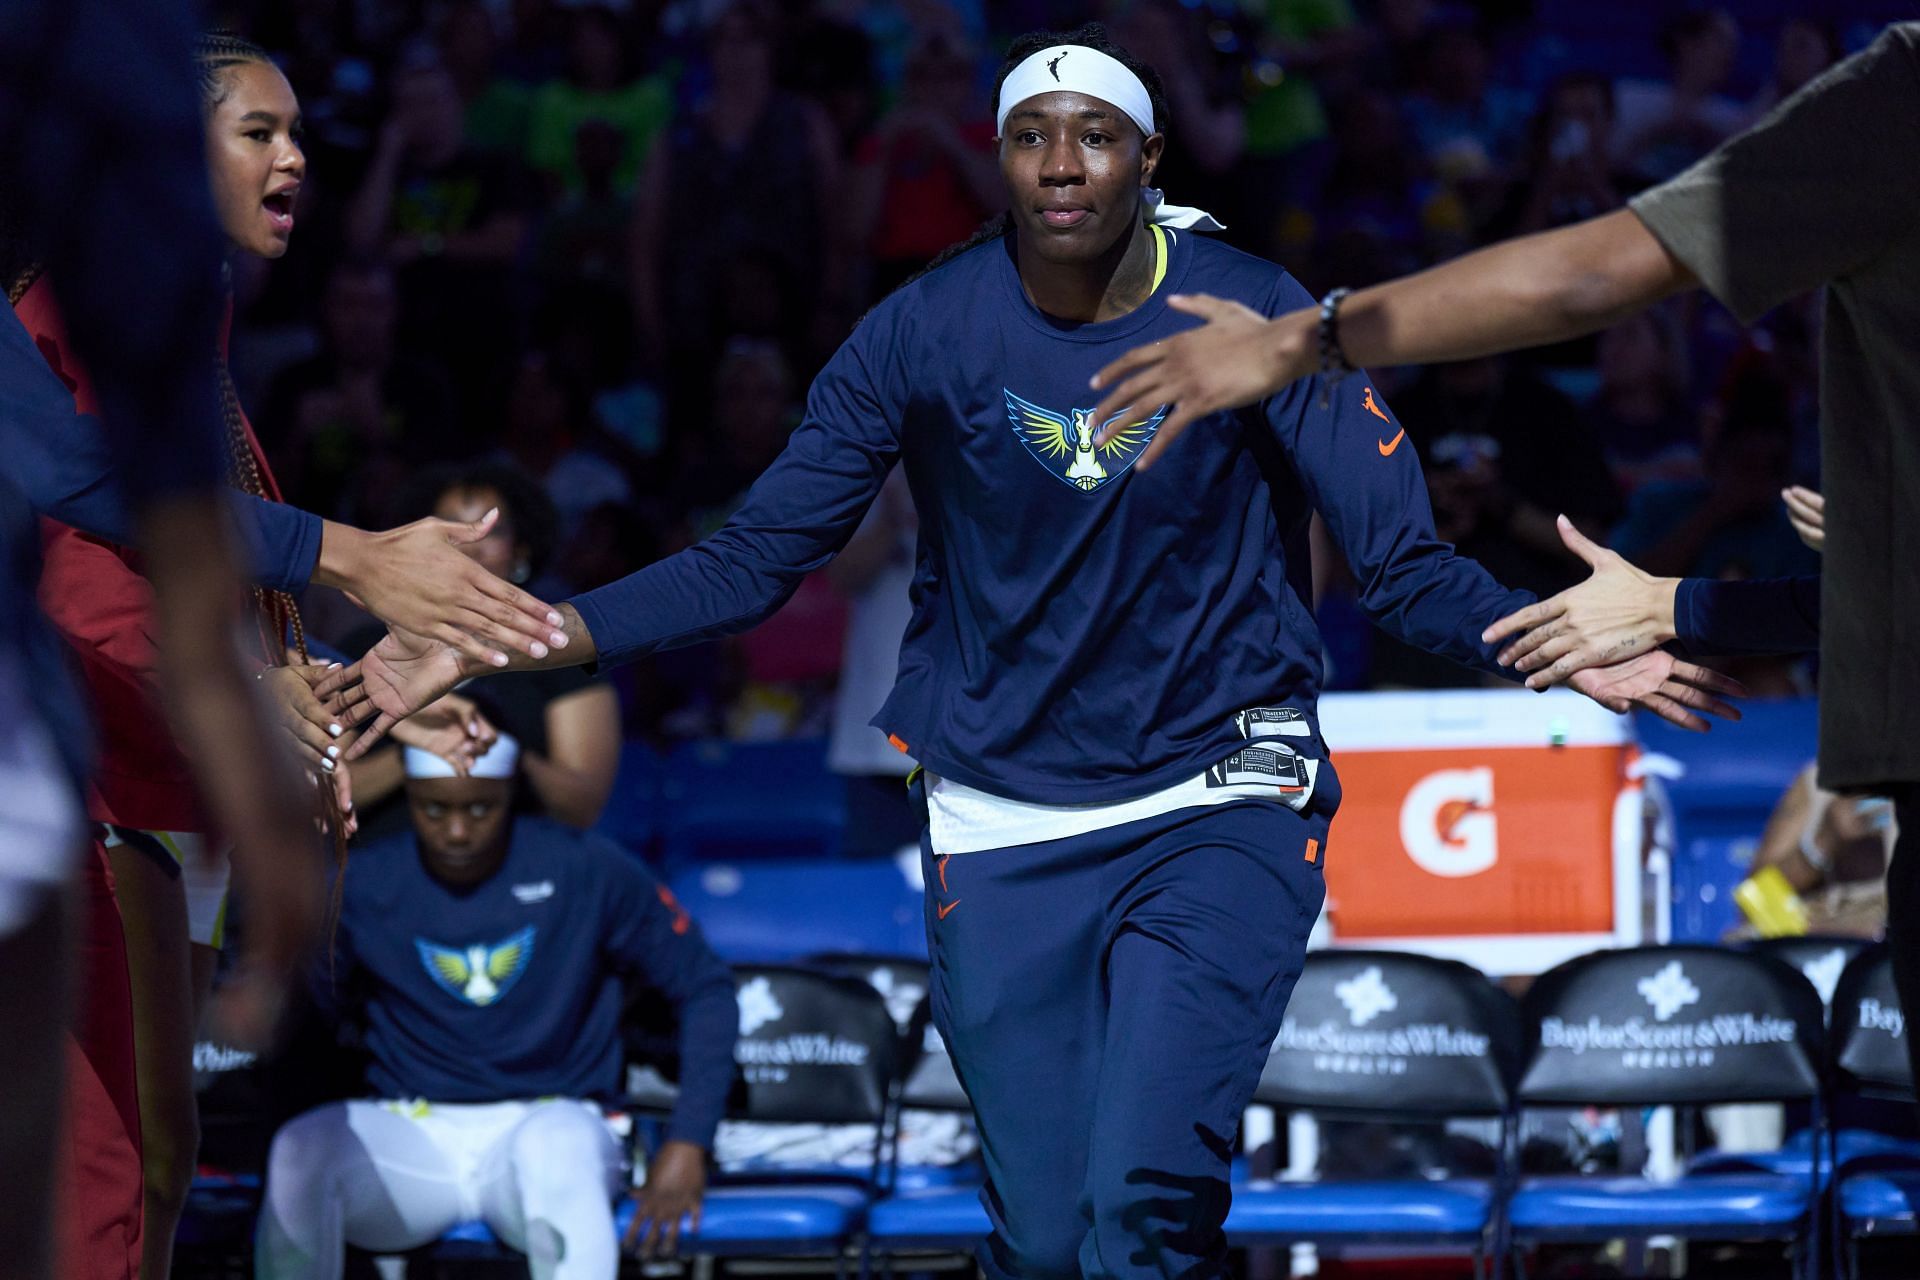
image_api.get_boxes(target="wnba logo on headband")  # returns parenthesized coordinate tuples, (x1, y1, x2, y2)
(996, 44, 1155, 138)
(995, 42, 1224, 232)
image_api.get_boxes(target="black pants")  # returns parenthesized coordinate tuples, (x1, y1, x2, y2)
(1880, 788, 1920, 1099)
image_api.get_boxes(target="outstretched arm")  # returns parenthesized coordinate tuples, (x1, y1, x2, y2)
(325, 326, 904, 748)
(1090, 209, 1693, 464)
(1483, 514, 1816, 686)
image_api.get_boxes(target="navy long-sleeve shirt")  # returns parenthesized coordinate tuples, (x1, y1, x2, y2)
(1675, 575, 1821, 655)
(2, 306, 323, 593)
(331, 818, 738, 1148)
(573, 231, 1531, 804)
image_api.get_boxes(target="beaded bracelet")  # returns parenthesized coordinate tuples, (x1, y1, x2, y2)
(1316, 286, 1354, 407)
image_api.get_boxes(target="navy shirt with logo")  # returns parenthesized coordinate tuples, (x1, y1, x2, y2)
(572, 229, 1535, 805)
(330, 816, 737, 1148)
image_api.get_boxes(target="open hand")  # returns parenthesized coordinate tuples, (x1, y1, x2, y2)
(317, 628, 481, 756)
(624, 1140, 708, 1259)
(1567, 649, 1745, 732)
(1088, 295, 1312, 469)
(390, 693, 498, 774)
(324, 510, 569, 668)
(1482, 515, 1680, 688)
(259, 663, 354, 772)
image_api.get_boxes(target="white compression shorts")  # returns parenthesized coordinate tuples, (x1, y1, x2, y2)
(256, 1098, 626, 1279)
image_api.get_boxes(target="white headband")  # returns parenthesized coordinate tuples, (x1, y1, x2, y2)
(405, 733, 521, 781)
(994, 44, 1224, 232)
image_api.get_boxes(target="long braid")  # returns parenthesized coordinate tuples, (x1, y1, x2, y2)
(6, 262, 42, 306)
(214, 360, 307, 661)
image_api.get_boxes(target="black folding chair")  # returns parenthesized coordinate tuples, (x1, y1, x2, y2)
(1224, 949, 1522, 1280)
(615, 964, 904, 1265)
(1827, 945, 1920, 1276)
(1507, 944, 1826, 1280)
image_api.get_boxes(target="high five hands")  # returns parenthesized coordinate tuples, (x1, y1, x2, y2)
(320, 509, 571, 668)
(1483, 515, 1746, 731)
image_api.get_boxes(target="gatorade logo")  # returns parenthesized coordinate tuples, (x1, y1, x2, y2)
(1399, 768, 1497, 878)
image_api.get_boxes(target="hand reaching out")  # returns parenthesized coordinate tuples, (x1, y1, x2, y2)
(316, 628, 482, 756)
(389, 692, 498, 774)
(1481, 515, 1681, 688)
(1566, 649, 1746, 733)
(1087, 294, 1313, 468)
(318, 510, 570, 668)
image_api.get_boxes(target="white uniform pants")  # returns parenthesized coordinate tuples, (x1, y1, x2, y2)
(255, 1098, 624, 1279)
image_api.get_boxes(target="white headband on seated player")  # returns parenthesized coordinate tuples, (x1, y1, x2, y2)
(405, 732, 521, 781)
(994, 43, 1224, 232)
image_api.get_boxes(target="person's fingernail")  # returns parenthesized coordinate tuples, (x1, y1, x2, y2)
(327, 745, 341, 760)
(547, 610, 563, 626)
(529, 641, 549, 659)
(328, 723, 342, 737)
(484, 506, 499, 522)
(490, 652, 509, 667)
(550, 631, 568, 647)
(328, 662, 343, 670)
(321, 757, 335, 772)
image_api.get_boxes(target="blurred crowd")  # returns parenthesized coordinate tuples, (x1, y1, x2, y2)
(216, 0, 1876, 743)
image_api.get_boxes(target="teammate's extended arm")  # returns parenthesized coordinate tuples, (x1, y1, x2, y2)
(327, 324, 905, 749)
(1483, 515, 1817, 687)
(1090, 208, 1695, 465)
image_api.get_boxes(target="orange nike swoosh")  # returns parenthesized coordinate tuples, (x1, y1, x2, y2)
(1377, 428, 1406, 457)
(937, 898, 961, 920)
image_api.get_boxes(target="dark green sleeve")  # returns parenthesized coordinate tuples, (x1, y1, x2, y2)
(1630, 24, 1920, 324)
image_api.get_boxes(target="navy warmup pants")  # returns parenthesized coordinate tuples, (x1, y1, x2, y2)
(921, 785, 1335, 1280)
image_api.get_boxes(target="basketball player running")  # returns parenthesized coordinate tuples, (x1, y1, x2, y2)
(327, 25, 1736, 1276)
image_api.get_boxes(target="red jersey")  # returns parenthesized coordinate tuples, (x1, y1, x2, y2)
(17, 275, 284, 831)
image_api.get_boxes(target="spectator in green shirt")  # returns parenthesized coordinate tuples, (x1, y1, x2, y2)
(527, 5, 676, 197)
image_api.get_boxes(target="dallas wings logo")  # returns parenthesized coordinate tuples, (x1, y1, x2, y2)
(415, 927, 535, 1007)
(1004, 389, 1167, 492)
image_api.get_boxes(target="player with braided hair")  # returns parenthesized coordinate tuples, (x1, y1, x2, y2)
(332, 23, 1740, 1276)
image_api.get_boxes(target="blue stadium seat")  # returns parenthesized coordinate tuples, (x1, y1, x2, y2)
(1509, 944, 1826, 1278)
(656, 738, 846, 870)
(1225, 950, 1522, 1279)
(1227, 1180, 1497, 1240)
(668, 859, 926, 962)
(593, 739, 665, 858)
(615, 1185, 874, 1256)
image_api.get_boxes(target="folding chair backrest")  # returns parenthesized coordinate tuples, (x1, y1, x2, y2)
(1519, 944, 1825, 1108)
(1256, 949, 1520, 1117)
(1749, 935, 1871, 1019)
(1829, 944, 1912, 1098)
(731, 964, 902, 1124)
(808, 953, 968, 1111)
